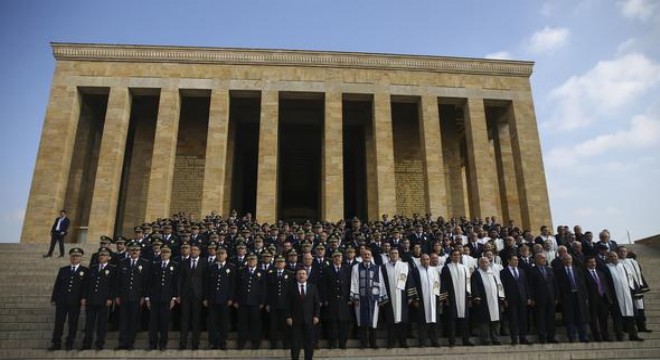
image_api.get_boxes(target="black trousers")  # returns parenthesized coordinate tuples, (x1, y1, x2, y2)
(238, 305, 262, 348)
(387, 322, 408, 347)
(118, 300, 141, 348)
(589, 295, 610, 341)
(148, 301, 171, 349)
(417, 321, 439, 346)
(326, 318, 349, 348)
(179, 297, 202, 349)
(208, 302, 230, 348)
(447, 317, 470, 345)
(291, 323, 315, 360)
(82, 304, 109, 348)
(564, 293, 588, 342)
(534, 301, 557, 342)
(507, 302, 528, 341)
(269, 307, 289, 349)
(612, 306, 639, 340)
(476, 321, 499, 345)
(358, 326, 378, 348)
(47, 232, 65, 256)
(51, 303, 80, 347)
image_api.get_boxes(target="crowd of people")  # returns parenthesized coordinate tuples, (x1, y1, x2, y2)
(47, 210, 652, 360)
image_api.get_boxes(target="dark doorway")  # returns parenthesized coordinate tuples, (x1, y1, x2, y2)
(342, 99, 370, 220)
(229, 96, 260, 216)
(278, 96, 323, 221)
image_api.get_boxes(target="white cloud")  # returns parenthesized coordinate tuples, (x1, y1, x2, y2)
(618, 0, 658, 21)
(616, 38, 638, 55)
(485, 51, 512, 60)
(547, 53, 660, 130)
(546, 113, 660, 169)
(526, 26, 570, 54)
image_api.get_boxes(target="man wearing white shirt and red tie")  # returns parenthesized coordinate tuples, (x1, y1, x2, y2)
(44, 210, 70, 258)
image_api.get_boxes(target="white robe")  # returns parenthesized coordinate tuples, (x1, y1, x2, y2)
(419, 266, 440, 323)
(489, 262, 504, 281)
(477, 268, 504, 321)
(461, 255, 477, 274)
(385, 260, 409, 323)
(621, 258, 645, 310)
(607, 263, 635, 317)
(447, 262, 470, 318)
(350, 262, 388, 328)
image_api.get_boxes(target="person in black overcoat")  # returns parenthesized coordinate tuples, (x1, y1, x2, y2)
(265, 255, 294, 349)
(554, 254, 590, 342)
(286, 267, 321, 360)
(145, 246, 180, 350)
(234, 253, 266, 350)
(528, 253, 559, 344)
(81, 248, 116, 350)
(115, 242, 150, 350)
(178, 244, 208, 350)
(205, 246, 236, 350)
(500, 256, 532, 345)
(323, 251, 353, 349)
(584, 256, 613, 342)
(49, 247, 88, 351)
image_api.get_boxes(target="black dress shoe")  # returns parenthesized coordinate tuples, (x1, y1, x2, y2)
(520, 338, 532, 345)
(631, 337, 644, 342)
(548, 338, 559, 344)
(80, 346, 91, 350)
(641, 328, 653, 333)
(64, 345, 73, 351)
(146, 346, 156, 351)
(492, 339, 502, 345)
(430, 342, 440, 347)
(47, 345, 61, 351)
(43, 254, 52, 258)
(114, 346, 125, 350)
(464, 340, 475, 346)
(159, 346, 167, 351)
(58, 255, 65, 258)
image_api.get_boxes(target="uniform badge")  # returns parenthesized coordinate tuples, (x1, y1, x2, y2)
(226, 268, 231, 274)
(398, 273, 407, 282)
(257, 272, 261, 278)
(79, 271, 85, 276)
(104, 270, 110, 275)
(284, 274, 288, 280)
(170, 266, 174, 271)
(138, 265, 143, 271)
(433, 281, 440, 289)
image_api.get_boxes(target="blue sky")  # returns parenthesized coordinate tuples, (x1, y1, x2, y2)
(1, 0, 658, 243)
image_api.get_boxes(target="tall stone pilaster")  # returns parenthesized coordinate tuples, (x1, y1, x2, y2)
(201, 89, 230, 217)
(322, 92, 344, 221)
(419, 95, 448, 218)
(145, 89, 180, 221)
(87, 87, 132, 241)
(464, 98, 498, 218)
(509, 99, 552, 231)
(21, 76, 81, 243)
(372, 93, 396, 218)
(255, 91, 279, 223)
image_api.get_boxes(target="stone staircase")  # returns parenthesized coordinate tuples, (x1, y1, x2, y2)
(1, 242, 659, 359)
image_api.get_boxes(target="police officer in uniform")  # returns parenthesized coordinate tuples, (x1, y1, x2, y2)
(235, 253, 266, 349)
(323, 250, 352, 349)
(48, 247, 88, 351)
(115, 242, 150, 350)
(81, 247, 116, 350)
(265, 255, 294, 349)
(146, 246, 179, 350)
(205, 247, 236, 350)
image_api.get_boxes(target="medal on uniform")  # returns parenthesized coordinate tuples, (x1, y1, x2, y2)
(79, 271, 85, 276)
(169, 266, 174, 271)
(104, 270, 109, 275)
(226, 268, 231, 274)
(138, 265, 143, 272)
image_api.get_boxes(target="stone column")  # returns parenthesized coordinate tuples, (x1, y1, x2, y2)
(441, 112, 466, 218)
(493, 116, 522, 226)
(201, 89, 230, 217)
(21, 79, 81, 243)
(419, 95, 448, 218)
(322, 92, 344, 221)
(509, 99, 552, 231)
(87, 87, 132, 241)
(144, 88, 181, 221)
(372, 93, 397, 217)
(255, 91, 279, 223)
(464, 98, 498, 218)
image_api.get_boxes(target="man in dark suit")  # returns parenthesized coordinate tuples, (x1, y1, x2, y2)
(500, 256, 532, 345)
(81, 248, 116, 350)
(286, 267, 321, 360)
(235, 253, 266, 350)
(146, 246, 179, 350)
(584, 256, 613, 342)
(44, 210, 70, 258)
(554, 254, 589, 342)
(48, 247, 88, 351)
(265, 255, 294, 349)
(205, 247, 236, 350)
(178, 244, 208, 350)
(323, 250, 353, 349)
(528, 253, 558, 343)
(115, 242, 150, 350)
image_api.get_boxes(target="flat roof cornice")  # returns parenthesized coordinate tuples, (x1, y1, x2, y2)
(51, 42, 534, 77)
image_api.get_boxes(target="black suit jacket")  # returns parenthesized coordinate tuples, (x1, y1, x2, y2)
(554, 265, 589, 322)
(206, 261, 236, 305)
(500, 266, 530, 305)
(85, 263, 116, 306)
(50, 217, 70, 235)
(286, 282, 321, 325)
(323, 264, 353, 321)
(467, 242, 484, 258)
(585, 267, 613, 304)
(52, 265, 88, 305)
(117, 258, 150, 301)
(266, 268, 294, 310)
(235, 267, 266, 307)
(528, 265, 557, 305)
(148, 260, 180, 302)
(180, 257, 208, 300)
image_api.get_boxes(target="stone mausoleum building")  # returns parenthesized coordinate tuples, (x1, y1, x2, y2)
(21, 43, 552, 244)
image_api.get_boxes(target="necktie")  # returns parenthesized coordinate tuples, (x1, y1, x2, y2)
(513, 267, 519, 280)
(162, 262, 166, 270)
(192, 259, 197, 270)
(99, 265, 104, 273)
(568, 267, 577, 290)
(336, 266, 340, 273)
(278, 271, 282, 278)
(540, 266, 546, 279)
(592, 270, 604, 296)
(131, 260, 136, 268)
(300, 284, 305, 300)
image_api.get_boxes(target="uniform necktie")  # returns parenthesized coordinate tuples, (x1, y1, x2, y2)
(540, 266, 546, 279)
(162, 262, 166, 270)
(131, 260, 136, 268)
(192, 259, 197, 270)
(300, 284, 305, 300)
(278, 271, 282, 278)
(99, 265, 104, 273)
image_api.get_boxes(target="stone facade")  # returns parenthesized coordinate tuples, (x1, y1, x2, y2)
(21, 43, 552, 243)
